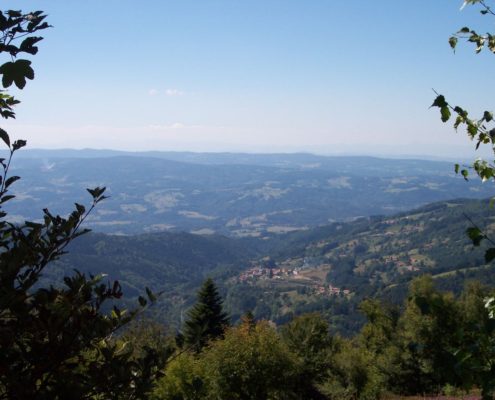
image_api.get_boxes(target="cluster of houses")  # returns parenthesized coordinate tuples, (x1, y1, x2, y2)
(314, 284, 351, 297)
(382, 217, 423, 234)
(381, 254, 421, 272)
(237, 266, 300, 282)
(236, 265, 352, 298)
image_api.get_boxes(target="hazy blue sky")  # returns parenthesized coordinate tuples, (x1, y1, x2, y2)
(3, 0, 495, 157)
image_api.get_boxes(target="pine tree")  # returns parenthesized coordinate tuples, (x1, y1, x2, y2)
(183, 278, 229, 352)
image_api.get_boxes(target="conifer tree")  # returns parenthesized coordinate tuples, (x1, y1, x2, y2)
(183, 278, 229, 352)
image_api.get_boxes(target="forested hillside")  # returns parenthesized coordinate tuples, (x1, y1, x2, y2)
(224, 198, 495, 334)
(43, 197, 495, 335)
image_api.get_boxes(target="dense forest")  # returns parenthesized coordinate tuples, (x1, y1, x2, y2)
(47, 197, 495, 336)
(149, 276, 495, 400)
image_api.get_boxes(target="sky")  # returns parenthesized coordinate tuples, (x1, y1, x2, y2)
(2, 0, 495, 158)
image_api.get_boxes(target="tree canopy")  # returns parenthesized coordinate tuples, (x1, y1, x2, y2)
(431, 0, 495, 262)
(182, 278, 229, 352)
(0, 9, 164, 399)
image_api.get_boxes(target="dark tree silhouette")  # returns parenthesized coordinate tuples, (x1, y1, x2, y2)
(183, 278, 229, 352)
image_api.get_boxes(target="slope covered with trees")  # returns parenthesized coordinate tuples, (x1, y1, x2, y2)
(151, 277, 495, 399)
(41, 197, 495, 336)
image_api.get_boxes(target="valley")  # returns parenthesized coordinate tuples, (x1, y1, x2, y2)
(48, 192, 495, 335)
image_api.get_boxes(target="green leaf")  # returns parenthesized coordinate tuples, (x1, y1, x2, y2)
(112, 280, 121, 296)
(453, 105, 467, 116)
(449, 36, 458, 50)
(0, 60, 35, 89)
(75, 203, 86, 214)
(461, 169, 469, 180)
(0, 128, 10, 148)
(12, 139, 26, 151)
(441, 106, 451, 122)
(0, 194, 15, 204)
(7, 10, 22, 18)
(454, 164, 460, 174)
(5, 176, 20, 188)
(431, 95, 448, 108)
(467, 226, 484, 246)
(467, 122, 478, 137)
(19, 36, 43, 55)
(138, 296, 147, 307)
(146, 287, 156, 302)
(485, 248, 495, 263)
(111, 306, 122, 319)
(87, 186, 106, 200)
(24, 221, 42, 229)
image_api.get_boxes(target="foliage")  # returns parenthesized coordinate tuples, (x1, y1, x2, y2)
(221, 197, 495, 335)
(121, 318, 175, 364)
(0, 9, 163, 399)
(182, 278, 229, 352)
(43, 195, 495, 338)
(154, 320, 302, 400)
(200, 320, 300, 400)
(322, 277, 495, 399)
(397, 276, 462, 393)
(281, 313, 334, 382)
(320, 340, 384, 400)
(149, 278, 495, 400)
(151, 352, 206, 400)
(454, 284, 495, 399)
(430, 2, 495, 397)
(431, 0, 495, 263)
(155, 319, 332, 399)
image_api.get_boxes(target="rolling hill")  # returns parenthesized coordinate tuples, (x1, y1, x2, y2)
(40, 196, 495, 334)
(4, 150, 493, 237)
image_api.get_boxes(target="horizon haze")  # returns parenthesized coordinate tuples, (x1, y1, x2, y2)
(3, 0, 493, 159)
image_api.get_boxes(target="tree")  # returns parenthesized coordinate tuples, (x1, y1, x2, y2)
(430, 3, 495, 398)
(151, 352, 206, 400)
(454, 282, 495, 398)
(431, 0, 495, 263)
(0, 9, 164, 399)
(200, 320, 299, 400)
(397, 276, 461, 394)
(320, 338, 384, 400)
(280, 313, 336, 399)
(182, 278, 229, 352)
(153, 319, 302, 400)
(357, 300, 404, 394)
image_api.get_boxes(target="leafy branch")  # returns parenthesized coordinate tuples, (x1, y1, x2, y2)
(0, 9, 165, 399)
(450, 1, 495, 53)
(431, 1, 495, 267)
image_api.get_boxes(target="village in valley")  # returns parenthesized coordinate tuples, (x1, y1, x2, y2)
(234, 257, 352, 298)
(232, 211, 447, 299)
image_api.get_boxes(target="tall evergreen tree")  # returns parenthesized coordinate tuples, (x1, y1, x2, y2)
(183, 278, 229, 352)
